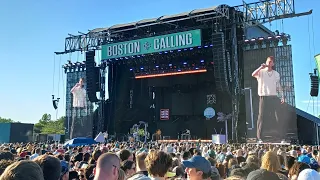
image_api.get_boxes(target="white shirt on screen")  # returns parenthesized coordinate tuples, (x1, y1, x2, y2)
(256, 68, 280, 96)
(72, 86, 86, 108)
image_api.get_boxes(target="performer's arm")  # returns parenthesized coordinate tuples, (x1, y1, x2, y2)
(277, 76, 285, 104)
(252, 64, 266, 78)
(70, 83, 79, 93)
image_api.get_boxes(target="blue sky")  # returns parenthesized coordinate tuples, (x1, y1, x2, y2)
(0, 0, 319, 124)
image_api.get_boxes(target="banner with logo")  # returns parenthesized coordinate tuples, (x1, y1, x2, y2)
(101, 29, 202, 59)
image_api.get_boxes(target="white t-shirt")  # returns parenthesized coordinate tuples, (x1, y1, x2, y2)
(256, 69, 280, 96)
(72, 87, 87, 107)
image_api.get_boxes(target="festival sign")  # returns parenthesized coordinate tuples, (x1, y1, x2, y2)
(101, 29, 202, 59)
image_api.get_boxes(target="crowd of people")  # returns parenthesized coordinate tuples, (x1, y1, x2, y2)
(0, 141, 320, 180)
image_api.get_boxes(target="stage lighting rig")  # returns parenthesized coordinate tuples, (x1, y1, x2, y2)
(242, 33, 291, 50)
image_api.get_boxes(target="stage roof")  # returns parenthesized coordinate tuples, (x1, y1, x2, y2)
(89, 6, 219, 33)
(296, 108, 320, 124)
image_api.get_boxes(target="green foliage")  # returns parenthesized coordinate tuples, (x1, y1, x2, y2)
(0, 117, 20, 123)
(0, 117, 14, 123)
(34, 114, 65, 135)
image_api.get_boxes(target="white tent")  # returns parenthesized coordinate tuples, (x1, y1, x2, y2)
(94, 132, 105, 143)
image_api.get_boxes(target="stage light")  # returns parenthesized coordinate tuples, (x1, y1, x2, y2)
(183, 62, 187, 65)
(250, 38, 256, 42)
(200, 60, 205, 63)
(244, 39, 249, 43)
(276, 35, 281, 39)
(170, 51, 173, 53)
(178, 49, 181, 52)
(140, 67, 144, 70)
(198, 46, 201, 48)
(137, 55, 140, 58)
(210, 44, 213, 47)
(204, 45, 208, 48)
(156, 65, 159, 68)
(125, 57, 129, 59)
(178, 69, 181, 71)
(258, 37, 264, 40)
(189, 47, 193, 50)
(120, 57, 123, 60)
(159, 52, 162, 54)
(169, 64, 172, 66)
(164, 51, 168, 54)
(184, 49, 187, 51)
(130, 68, 133, 71)
(135, 69, 207, 79)
(116, 58, 119, 60)
(195, 67, 199, 70)
(267, 36, 273, 39)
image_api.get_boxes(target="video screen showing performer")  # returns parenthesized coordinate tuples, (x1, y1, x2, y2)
(70, 78, 87, 138)
(71, 78, 87, 108)
(252, 56, 286, 143)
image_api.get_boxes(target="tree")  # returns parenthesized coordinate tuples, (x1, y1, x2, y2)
(0, 117, 14, 123)
(0, 117, 20, 123)
(34, 114, 65, 134)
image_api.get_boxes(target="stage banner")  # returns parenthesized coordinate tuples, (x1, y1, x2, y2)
(101, 29, 202, 59)
(315, 54, 320, 78)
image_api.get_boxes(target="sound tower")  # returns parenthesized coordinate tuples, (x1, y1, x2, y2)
(310, 74, 319, 97)
(86, 51, 99, 102)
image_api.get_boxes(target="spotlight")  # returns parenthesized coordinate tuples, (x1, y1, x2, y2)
(183, 62, 187, 65)
(184, 49, 187, 51)
(210, 44, 213, 47)
(140, 67, 144, 70)
(169, 64, 172, 67)
(178, 49, 181, 52)
(159, 52, 162, 54)
(258, 37, 264, 41)
(250, 38, 256, 42)
(156, 65, 159, 68)
(244, 39, 249, 43)
(195, 67, 199, 70)
(164, 51, 168, 54)
(198, 46, 201, 49)
(276, 35, 281, 39)
(189, 47, 193, 50)
(178, 69, 181, 72)
(130, 68, 133, 71)
(204, 45, 208, 48)
(200, 60, 205, 63)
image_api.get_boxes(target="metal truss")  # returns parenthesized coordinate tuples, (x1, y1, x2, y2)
(55, 0, 311, 55)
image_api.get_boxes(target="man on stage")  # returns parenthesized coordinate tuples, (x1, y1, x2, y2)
(252, 56, 285, 143)
(152, 129, 162, 141)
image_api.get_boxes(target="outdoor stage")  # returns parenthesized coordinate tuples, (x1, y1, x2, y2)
(55, 0, 313, 143)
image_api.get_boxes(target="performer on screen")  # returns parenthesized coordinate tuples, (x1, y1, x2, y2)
(70, 78, 87, 138)
(71, 78, 86, 108)
(252, 56, 285, 143)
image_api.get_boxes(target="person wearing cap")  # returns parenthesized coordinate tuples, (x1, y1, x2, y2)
(60, 161, 69, 180)
(247, 169, 281, 180)
(182, 155, 211, 180)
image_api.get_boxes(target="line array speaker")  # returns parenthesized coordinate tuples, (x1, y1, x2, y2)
(310, 75, 319, 97)
(86, 51, 99, 102)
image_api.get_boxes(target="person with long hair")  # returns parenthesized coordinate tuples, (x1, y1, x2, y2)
(261, 151, 287, 179)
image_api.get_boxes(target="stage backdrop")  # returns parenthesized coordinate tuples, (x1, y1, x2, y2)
(65, 71, 94, 139)
(243, 45, 297, 143)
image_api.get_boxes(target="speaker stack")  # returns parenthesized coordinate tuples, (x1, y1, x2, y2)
(85, 51, 100, 102)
